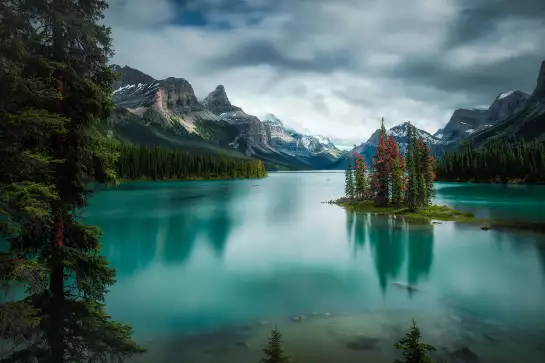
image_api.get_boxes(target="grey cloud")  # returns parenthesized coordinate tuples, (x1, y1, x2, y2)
(449, 0, 545, 45)
(392, 53, 544, 107)
(203, 41, 354, 74)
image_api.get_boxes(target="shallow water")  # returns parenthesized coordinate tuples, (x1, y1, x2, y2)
(86, 173, 545, 362)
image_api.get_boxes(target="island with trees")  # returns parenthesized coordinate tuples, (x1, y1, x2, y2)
(330, 120, 545, 232)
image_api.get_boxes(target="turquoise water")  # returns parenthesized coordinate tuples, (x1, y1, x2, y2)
(87, 173, 545, 363)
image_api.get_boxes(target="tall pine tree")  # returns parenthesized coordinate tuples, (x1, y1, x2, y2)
(372, 118, 390, 207)
(345, 158, 355, 199)
(353, 152, 368, 200)
(0, 0, 144, 361)
(391, 154, 403, 206)
(406, 123, 419, 212)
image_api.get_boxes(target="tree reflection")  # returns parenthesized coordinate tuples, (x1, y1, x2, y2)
(346, 212, 436, 296)
(367, 215, 406, 294)
(406, 220, 435, 296)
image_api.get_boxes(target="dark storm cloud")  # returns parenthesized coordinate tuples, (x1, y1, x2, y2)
(449, 0, 545, 45)
(392, 54, 545, 105)
(203, 41, 354, 73)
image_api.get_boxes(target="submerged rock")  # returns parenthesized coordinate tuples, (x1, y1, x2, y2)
(346, 337, 380, 350)
(481, 226, 491, 230)
(391, 281, 419, 292)
(290, 315, 306, 323)
(449, 346, 481, 363)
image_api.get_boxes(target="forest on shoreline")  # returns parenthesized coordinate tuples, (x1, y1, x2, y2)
(114, 142, 267, 181)
(435, 138, 545, 184)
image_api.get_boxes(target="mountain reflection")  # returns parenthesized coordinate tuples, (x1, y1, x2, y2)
(93, 182, 239, 276)
(347, 212, 435, 295)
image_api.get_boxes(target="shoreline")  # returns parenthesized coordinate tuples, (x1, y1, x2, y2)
(327, 198, 545, 234)
(435, 178, 545, 185)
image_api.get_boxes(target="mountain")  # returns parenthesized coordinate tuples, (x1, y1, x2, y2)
(202, 85, 242, 114)
(107, 65, 342, 170)
(438, 90, 529, 143)
(262, 113, 342, 159)
(462, 60, 545, 146)
(330, 122, 449, 169)
(439, 108, 489, 142)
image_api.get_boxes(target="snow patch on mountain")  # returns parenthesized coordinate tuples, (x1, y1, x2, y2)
(498, 90, 516, 99)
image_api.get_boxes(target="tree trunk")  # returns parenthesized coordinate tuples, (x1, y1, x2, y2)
(49, 209, 64, 363)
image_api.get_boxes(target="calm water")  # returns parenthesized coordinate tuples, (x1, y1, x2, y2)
(87, 173, 545, 363)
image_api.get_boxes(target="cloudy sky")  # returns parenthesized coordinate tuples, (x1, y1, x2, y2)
(105, 0, 545, 149)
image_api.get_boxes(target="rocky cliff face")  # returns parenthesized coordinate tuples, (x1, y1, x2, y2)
(441, 108, 488, 142)
(110, 65, 218, 133)
(203, 85, 242, 115)
(462, 60, 545, 145)
(220, 110, 270, 147)
(530, 61, 545, 102)
(109, 64, 343, 168)
(487, 90, 529, 124)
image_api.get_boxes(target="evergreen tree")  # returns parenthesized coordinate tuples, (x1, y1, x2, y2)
(391, 154, 403, 206)
(261, 327, 291, 363)
(114, 142, 267, 180)
(373, 118, 390, 207)
(436, 138, 545, 183)
(394, 319, 437, 363)
(406, 123, 419, 212)
(0, 0, 144, 361)
(416, 139, 428, 206)
(353, 152, 368, 200)
(345, 158, 355, 199)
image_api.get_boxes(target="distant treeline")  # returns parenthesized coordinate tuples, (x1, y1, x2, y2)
(115, 142, 267, 180)
(436, 138, 545, 183)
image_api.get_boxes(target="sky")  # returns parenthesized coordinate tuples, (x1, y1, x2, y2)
(105, 0, 545, 149)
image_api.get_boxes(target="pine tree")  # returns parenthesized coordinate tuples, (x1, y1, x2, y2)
(394, 319, 437, 363)
(261, 327, 291, 363)
(0, 0, 144, 361)
(406, 123, 419, 212)
(416, 139, 429, 206)
(391, 154, 403, 206)
(353, 153, 368, 200)
(345, 158, 355, 199)
(373, 118, 390, 207)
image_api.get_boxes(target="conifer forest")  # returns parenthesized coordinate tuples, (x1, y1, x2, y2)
(436, 138, 545, 183)
(344, 120, 436, 212)
(115, 142, 267, 180)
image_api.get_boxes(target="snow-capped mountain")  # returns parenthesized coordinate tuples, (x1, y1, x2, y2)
(331, 122, 450, 169)
(261, 113, 342, 158)
(107, 65, 342, 169)
(439, 90, 529, 142)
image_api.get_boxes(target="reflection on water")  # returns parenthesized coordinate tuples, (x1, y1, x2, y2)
(347, 212, 435, 296)
(85, 176, 545, 363)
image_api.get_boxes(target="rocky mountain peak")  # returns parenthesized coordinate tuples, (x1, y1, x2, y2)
(530, 60, 545, 102)
(203, 84, 242, 115)
(487, 90, 529, 124)
(111, 64, 156, 91)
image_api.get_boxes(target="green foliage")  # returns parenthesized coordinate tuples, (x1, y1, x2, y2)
(114, 142, 267, 180)
(406, 124, 419, 212)
(260, 327, 291, 363)
(345, 158, 355, 199)
(436, 138, 545, 183)
(392, 155, 403, 206)
(394, 319, 436, 363)
(0, 0, 145, 361)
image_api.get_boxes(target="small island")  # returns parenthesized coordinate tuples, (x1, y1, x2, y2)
(329, 120, 545, 233)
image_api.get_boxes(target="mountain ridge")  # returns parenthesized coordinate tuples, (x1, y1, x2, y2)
(107, 64, 342, 170)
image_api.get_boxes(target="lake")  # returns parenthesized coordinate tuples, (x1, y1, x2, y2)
(87, 172, 545, 363)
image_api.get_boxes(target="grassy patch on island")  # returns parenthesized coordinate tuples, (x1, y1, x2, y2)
(329, 198, 476, 222)
(327, 197, 545, 234)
